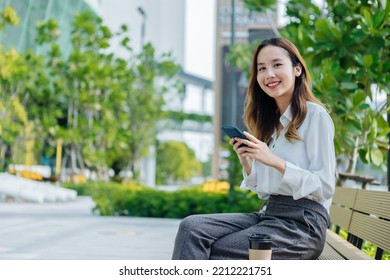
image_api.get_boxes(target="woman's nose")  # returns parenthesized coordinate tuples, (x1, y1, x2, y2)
(265, 68, 275, 79)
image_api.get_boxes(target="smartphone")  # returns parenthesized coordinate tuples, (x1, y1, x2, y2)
(221, 125, 248, 147)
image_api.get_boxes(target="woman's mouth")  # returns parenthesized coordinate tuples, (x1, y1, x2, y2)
(266, 81, 280, 88)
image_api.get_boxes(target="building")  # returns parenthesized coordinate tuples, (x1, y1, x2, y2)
(100, 1, 215, 162)
(212, 0, 280, 179)
(101, 0, 215, 186)
(0, 0, 101, 56)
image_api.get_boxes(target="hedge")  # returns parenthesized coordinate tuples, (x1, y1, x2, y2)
(63, 182, 263, 218)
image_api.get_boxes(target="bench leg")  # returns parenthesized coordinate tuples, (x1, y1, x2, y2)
(347, 234, 363, 250)
(375, 248, 383, 260)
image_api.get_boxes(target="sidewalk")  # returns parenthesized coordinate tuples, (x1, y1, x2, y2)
(0, 196, 181, 260)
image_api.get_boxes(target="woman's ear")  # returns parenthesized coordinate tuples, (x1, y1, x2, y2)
(295, 63, 302, 77)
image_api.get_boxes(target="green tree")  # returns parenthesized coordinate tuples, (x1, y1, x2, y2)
(0, 6, 28, 170)
(30, 11, 182, 181)
(281, 0, 389, 174)
(156, 140, 202, 185)
(121, 42, 182, 180)
(32, 13, 117, 179)
(0, 5, 182, 181)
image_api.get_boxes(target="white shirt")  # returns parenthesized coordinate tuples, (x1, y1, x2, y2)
(240, 101, 336, 212)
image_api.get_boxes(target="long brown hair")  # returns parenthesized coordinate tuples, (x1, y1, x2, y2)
(243, 37, 323, 144)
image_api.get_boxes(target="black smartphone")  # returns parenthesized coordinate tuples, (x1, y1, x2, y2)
(221, 125, 249, 147)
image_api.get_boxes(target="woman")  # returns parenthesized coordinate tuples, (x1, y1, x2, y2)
(172, 37, 336, 260)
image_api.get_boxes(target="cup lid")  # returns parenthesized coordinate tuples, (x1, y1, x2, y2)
(248, 234, 271, 242)
(248, 234, 272, 250)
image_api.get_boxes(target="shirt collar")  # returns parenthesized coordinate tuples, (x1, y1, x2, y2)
(279, 103, 293, 128)
(271, 103, 292, 141)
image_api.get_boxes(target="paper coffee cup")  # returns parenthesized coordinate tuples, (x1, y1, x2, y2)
(248, 234, 272, 260)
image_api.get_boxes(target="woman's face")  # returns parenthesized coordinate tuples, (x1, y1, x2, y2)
(256, 45, 301, 105)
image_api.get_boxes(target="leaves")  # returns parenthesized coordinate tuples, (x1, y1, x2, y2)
(243, 0, 277, 12)
(156, 141, 202, 184)
(286, 0, 389, 171)
(0, 6, 19, 30)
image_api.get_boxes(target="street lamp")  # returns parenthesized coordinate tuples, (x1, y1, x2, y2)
(228, 0, 236, 192)
(230, 0, 236, 126)
(137, 6, 146, 49)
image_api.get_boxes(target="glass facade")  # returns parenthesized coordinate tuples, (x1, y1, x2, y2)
(0, 0, 101, 56)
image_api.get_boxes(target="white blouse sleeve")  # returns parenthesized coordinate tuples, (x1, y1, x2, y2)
(239, 161, 257, 192)
(281, 110, 336, 202)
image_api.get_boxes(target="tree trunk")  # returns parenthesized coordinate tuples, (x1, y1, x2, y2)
(70, 143, 78, 181)
(60, 151, 68, 183)
(345, 137, 359, 174)
(0, 143, 6, 170)
(388, 112, 389, 191)
(76, 146, 85, 170)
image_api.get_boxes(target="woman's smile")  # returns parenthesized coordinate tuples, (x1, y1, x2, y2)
(266, 81, 281, 88)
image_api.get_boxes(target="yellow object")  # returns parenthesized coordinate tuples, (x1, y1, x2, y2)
(20, 170, 43, 181)
(67, 174, 87, 183)
(8, 168, 17, 175)
(74, 174, 87, 183)
(202, 180, 230, 193)
(55, 139, 62, 177)
(25, 122, 34, 166)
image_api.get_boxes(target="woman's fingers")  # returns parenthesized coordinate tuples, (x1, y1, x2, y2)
(243, 131, 259, 143)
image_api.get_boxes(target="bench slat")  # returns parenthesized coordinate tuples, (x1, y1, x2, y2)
(321, 187, 390, 260)
(332, 187, 358, 207)
(354, 189, 390, 220)
(349, 212, 390, 252)
(330, 205, 353, 230)
(325, 230, 372, 260)
(318, 240, 346, 260)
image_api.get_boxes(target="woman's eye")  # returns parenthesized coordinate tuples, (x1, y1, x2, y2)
(274, 63, 282, 68)
(258, 67, 265, 72)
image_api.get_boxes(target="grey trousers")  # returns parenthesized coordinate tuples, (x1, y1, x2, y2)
(172, 195, 329, 260)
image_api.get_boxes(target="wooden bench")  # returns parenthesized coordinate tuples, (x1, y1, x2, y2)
(338, 172, 377, 189)
(318, 186, 390, 260)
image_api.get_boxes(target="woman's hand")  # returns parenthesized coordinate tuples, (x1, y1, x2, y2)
(231, 131, 286, 174)
(229, 136, 252, 175)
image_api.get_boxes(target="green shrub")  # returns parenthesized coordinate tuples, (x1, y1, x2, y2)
(63, 182, 263, 218)
(63, 182, 96, 196)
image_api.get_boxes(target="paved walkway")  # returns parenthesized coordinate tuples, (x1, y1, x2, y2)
(0, 196, 181, 260)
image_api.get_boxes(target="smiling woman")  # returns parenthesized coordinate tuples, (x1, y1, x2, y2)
(172, 37, 337, 260)
(256, 47, 301, 115)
